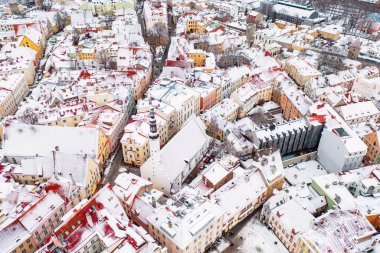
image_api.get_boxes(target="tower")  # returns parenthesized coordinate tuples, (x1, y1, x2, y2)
(246, 23, 257, 47)
(348, 38, 361, 60)
(141, 103, 172, 194)
(148, 105, 161, 175)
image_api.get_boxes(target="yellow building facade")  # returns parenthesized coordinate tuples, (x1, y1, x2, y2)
(186, 19, 198, 33)
(19, 35, 43, 59)
(8, 234, 37, 253)
(45, 114, 85, 127)
(295, 236, 318, 253)
(78, 48, 95, 61)
(121, 113, 169, 167)
(97, 128, 111, 165)
(188, 50, 206, 67)
(85, 154, 101, 196)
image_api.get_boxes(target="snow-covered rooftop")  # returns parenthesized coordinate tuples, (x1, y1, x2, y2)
(19, 191, 64, 232)
(270, 199, 314, 239)
(113, 173, 152, 206)
(338, 101, 380, 122)
(2, 124, 100, 160)
(211, 169, 267, 222)
(285, 160, 327, 185)
(147, 186, 223, 249)
(312, 173, 356, 210)
(302, 209, 377, 253)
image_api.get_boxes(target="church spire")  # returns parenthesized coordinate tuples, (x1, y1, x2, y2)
(148, 98, 161, 172)
(149, 106, 159, 140)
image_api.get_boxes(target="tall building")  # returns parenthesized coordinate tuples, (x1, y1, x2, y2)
(251, 117, 323, 156)
(311, 103, 368, 173)
(149, 105, 162, 185)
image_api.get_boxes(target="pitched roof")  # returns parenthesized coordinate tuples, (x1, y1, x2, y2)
(2, 124, 100, 159)
(23, 27, 42, 46)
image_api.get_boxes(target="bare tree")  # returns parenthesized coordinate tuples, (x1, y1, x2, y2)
(108, 57, 117, 70)
(19, 107, 38, 125)
(72, 28, 80, 46)
(317, 54, 345, 75)
(217, 49, 250, 69)
(208, 115, 220, 140)
(147, 22, 168, 47)
(95, 49, 109, 70)
(35, 0, 43, 9)
(189, 1, 196, 9)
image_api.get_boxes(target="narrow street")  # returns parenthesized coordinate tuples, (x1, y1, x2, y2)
(102, 144, 143, 186)
(152, 9, 176, 80)
(101, 145, 123, 186)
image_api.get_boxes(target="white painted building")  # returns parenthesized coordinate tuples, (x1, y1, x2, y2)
(150, 77, 200, 130)
(112, 11, 143, 42)
(214, 1, 239, 18)
(70, 9, 94, 27)
(336, 101, 380, 125)
(298, 209, 377, 253)
(211, 150, 285, 232)
(144, 0, 168, 31)
(2, 124, 103, 165)
(0, 73, 29, 119)
(312, 103, 367, 173)
(141, 116, 211, 195)
(0, 44, 37, 85)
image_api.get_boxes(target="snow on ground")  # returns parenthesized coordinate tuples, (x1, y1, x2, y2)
(273, 113, 284, 123)
(212, 239, 230, 253)
(262, 101, 280, 112)
(119, 167, 128, 173)
(223, 216, 288, 253)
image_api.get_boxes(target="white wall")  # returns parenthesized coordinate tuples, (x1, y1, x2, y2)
(317, 130, 347, 173)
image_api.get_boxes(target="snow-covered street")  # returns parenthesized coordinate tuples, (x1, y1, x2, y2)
(221, 210, 288, 253)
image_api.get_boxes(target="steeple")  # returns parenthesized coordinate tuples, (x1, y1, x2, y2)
(148, 99, 161, 177)
(149, 107, 159, 140)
